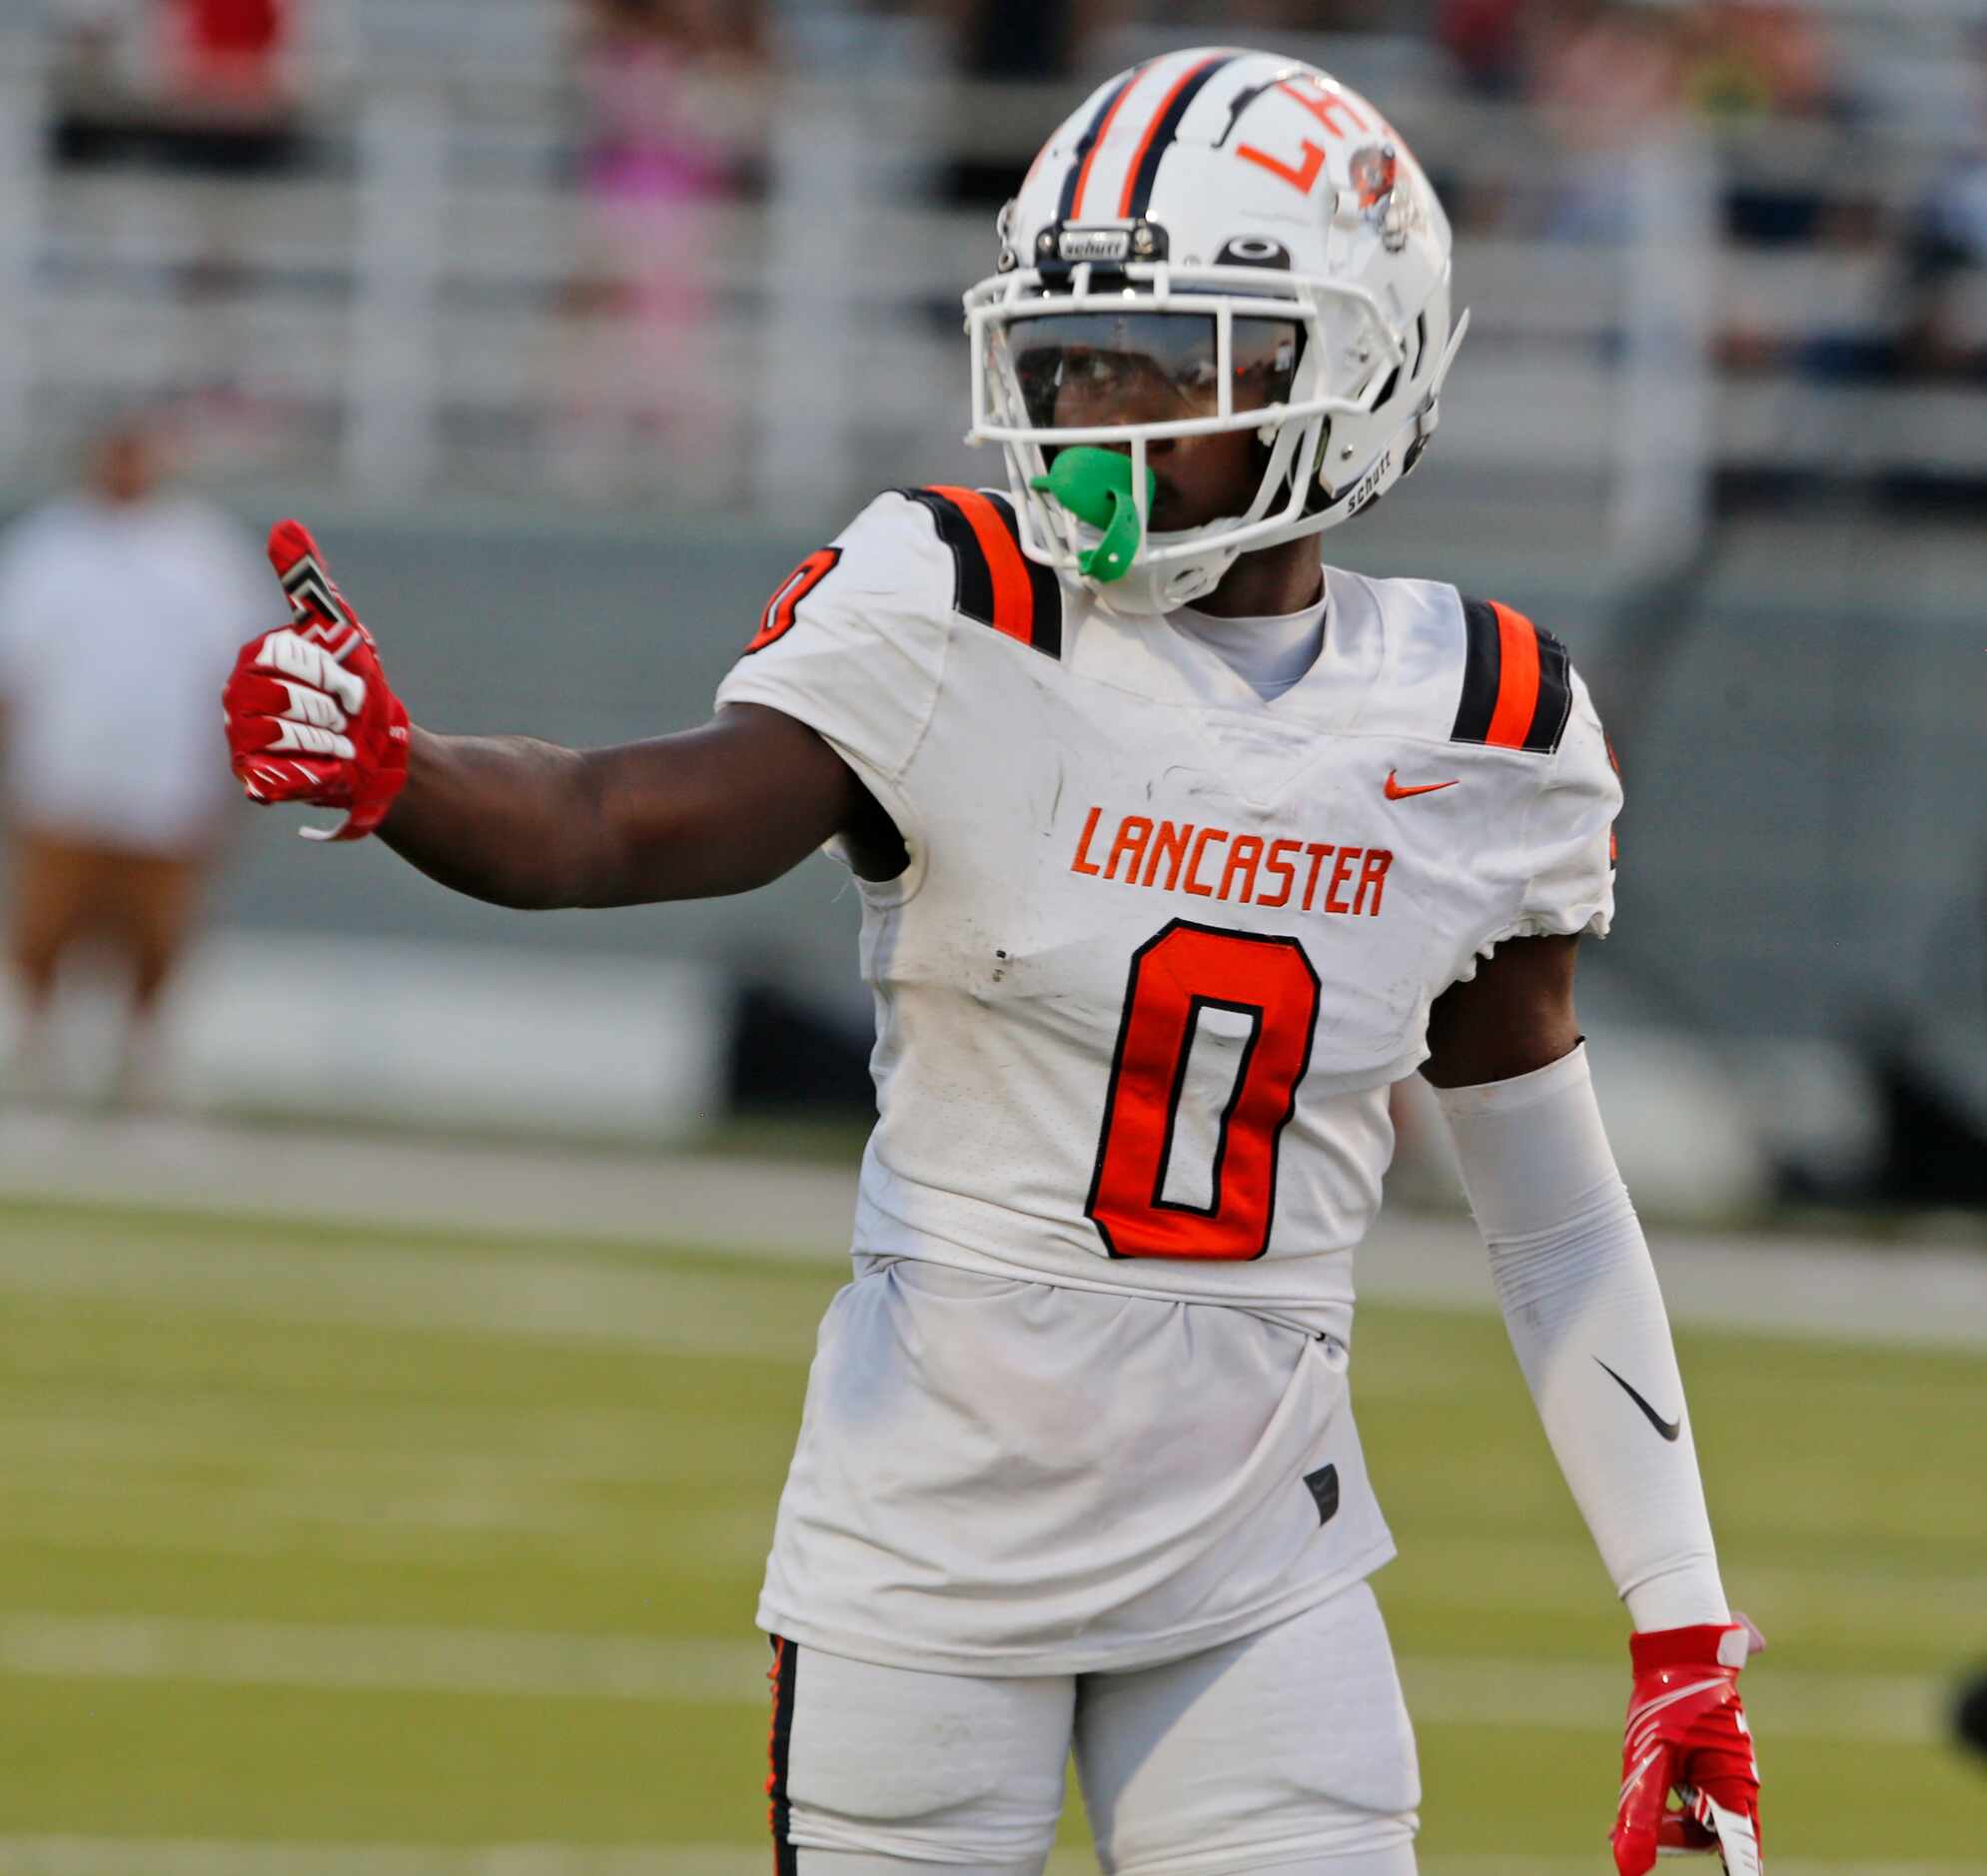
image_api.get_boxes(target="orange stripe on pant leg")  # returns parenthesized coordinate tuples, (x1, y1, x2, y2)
(1485, 601, 1541, 749)
(1118, 55, 1227, 217)
(765, 1637, 786, 1872)
(930, 485, 1035, 644)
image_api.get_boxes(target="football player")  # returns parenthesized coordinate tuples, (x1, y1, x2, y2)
(222, 48, 1762, 1876)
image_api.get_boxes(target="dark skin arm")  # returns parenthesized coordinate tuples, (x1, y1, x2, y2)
(377, 703, 906, 910)
(1420, 932, 1581, 1089)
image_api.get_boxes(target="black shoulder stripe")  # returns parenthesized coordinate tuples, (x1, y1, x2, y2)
(985, 491, 1065, 660)
(897, 485, 1066, 661)
(1528, 627, 1574, 754)
(1123, 55, 1244, 217)
(1451, 595, 1503, 745)
(897, 486, 993, 627)
(1451, 594, 1576, 754)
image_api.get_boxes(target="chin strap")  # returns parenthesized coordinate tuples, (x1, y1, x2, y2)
(1030, 449, 1158, 583)
(1403, 307, 1471, 474)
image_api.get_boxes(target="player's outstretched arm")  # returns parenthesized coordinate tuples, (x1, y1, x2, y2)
(223, 521, 895, 910)
(1423, 938, 1761, 1874)
(383, 708, 881, 910)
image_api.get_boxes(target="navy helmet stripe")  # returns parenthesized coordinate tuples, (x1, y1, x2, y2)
(1212, 66, 1303, 147)
(1058, 68, 1143, 222)
(1123, 54, 1245, 217)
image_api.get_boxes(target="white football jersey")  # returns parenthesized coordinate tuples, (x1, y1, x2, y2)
(717, 484, 1618, 1331)
(717, 485, 1616, 1672)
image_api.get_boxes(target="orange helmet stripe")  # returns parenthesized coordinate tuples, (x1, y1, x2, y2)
(1068, 69, 1147, 220)
(1117, 53, 1237, 218)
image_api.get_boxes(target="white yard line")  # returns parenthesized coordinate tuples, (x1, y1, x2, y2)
(0, 1485, 776, 1574)
(0, 1614, 767, 1705)
(0, 1845, 787, 1876)
(0, 1848, 1123, 1876)
(1383, 1536, 1987, 1625)
(0, 1230, 824, 1362)
(0, 1114, 853, 1262)
(1403, 1654, 1945, 1747)
(0, 1843, 1971, 1876)
(0, 1613, 1947, 1746)
(1424, 1865, 1983, 1876)
(3, 1114, 1983, 1349)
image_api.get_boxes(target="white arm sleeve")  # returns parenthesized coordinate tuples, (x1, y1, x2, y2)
(1434, 1043, 1729, 1631)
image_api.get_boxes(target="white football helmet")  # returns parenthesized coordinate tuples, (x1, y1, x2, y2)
(965, 47, 1468, 615)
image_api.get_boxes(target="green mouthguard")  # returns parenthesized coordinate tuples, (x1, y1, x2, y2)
(1029, 449, 1158, 584)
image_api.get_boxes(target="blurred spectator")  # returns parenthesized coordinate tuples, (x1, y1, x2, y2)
(930, 0, 1125, 207)
(1898, 32, 1987, 382)
(1678, 4, 1833, 124)
(1533, 1, 1684, 142)
(1899, 162, 1987, 379)
(549, 0, 771, 498)
(1528, 0, 1690, 241)
(160, 0, 298, 166)
(0, 413, 267, 1108)
(572, 0, 766, 204)
(931, 0, 1120, 86)
(46, 3, 314, 481)
(1218, 0, 1394, 28)
(51, 0, 307, 174)
(1437, 0, 1529, 97)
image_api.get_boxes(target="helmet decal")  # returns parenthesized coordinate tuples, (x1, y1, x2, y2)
(1214, 236, 1291, 269)
(1350, 143, 1418, 252)
(1349, 143, 1397, 212)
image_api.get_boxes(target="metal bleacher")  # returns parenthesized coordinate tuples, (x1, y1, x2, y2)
(0, 4, 1982, 546)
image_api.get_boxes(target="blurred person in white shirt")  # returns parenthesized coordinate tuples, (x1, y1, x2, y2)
(0, 412, 267, 1105)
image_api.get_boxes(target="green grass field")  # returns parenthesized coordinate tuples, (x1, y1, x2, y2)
(0, 1195, 1982, 1873)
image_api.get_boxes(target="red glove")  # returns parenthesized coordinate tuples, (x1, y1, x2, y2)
(1612, 1617, 1763, 1875)
(224, 520, 410, 841)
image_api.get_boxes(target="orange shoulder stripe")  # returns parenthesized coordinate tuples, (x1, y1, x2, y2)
(1483, 600, 1542, 750)
(927, 484, 1036, 646)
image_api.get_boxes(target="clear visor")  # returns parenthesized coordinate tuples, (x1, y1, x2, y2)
(1007, 312, 1302, 432)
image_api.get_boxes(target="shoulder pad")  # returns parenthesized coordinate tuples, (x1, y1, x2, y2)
(1450, 593, 1573, 755)
(893, 485, 1065, 660)
(743, 488, 958, 655)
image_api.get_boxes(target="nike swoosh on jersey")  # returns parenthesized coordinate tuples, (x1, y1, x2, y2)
(1595, 1358, 1683, 1441)
(1383, 769, 1460, 799)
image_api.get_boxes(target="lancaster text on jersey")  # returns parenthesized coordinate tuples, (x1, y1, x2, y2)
(1070, 805, 1393, 917)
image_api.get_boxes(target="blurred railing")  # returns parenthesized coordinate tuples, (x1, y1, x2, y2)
(1, 16, 1983, 565)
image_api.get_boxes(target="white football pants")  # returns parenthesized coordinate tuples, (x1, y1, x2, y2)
(767, 1578, 1420, 1875)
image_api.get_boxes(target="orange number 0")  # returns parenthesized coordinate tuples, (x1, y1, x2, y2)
(1086, 921, 1321, 1261)
(747, 547, 841, 654)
